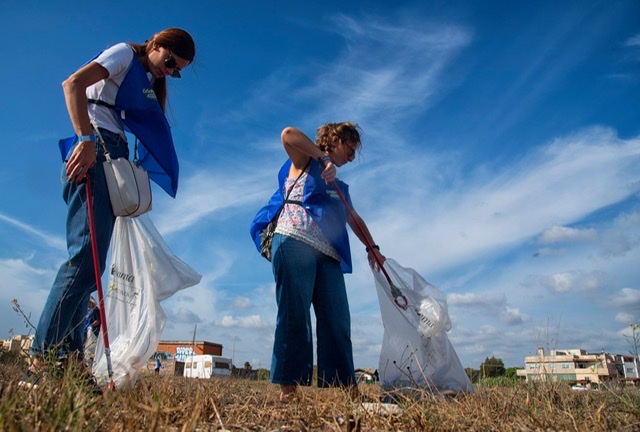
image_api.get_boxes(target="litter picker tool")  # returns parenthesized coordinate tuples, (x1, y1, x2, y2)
(85, 176, 116, 391)
(319, 159, 409, 310)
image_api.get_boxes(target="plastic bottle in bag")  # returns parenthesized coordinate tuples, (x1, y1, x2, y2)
(416, 296, 450, 337)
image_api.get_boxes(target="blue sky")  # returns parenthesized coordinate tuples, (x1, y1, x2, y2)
(2, 1, 639, 371)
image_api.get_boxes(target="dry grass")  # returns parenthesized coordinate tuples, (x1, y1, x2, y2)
(1, 356, 639, 431)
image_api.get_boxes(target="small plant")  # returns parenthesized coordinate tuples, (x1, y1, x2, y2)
(624, 323, 639, 365)
(10, 298, 37, 335)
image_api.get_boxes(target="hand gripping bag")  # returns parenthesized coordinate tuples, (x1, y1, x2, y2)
(92, 214, 201, 388)
(372, 258, 474, 399)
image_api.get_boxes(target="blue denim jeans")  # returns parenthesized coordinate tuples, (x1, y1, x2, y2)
(270, 234, 356, 388)
(31, 129, 128, 358)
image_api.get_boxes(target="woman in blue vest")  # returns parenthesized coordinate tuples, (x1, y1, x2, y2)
(21, 28, 195, 387)
(250, 123, 385, 402)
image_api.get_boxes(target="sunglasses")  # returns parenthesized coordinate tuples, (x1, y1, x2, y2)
(164, 49, 182, 78)
(343, 142, 357, 159)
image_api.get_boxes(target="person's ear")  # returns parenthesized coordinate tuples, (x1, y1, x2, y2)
(328, 136, 340, 152)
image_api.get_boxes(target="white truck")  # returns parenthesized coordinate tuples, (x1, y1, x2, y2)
(183, 355, 233, 378)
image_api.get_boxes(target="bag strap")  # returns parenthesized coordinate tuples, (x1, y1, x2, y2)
(283, 159, 311, 201)
(93, 126, 112, 163)
(272, 159, 311, 224)
(87, 98, 115, 109)
(92, 123, 139, 163)
(133, 138, 140, 164)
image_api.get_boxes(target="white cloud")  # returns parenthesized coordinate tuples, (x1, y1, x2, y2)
(611, 288, 640, 309)
(448, 292, 526, 325)
(217, 314, 271, 329)
(599, 211, 640, 257)
(169, 307, 201, 324)
(0, 258, 57, 334)
(206, 17, 472, 148)
(0, 258, 50, 284)
(620, 323, 640, 339)
(539, 225, 598, 244)
(625, 34, 640, 47)
(532, 247, 567, 257)
(448, 292, 500, 306)
(354, 127, 640, 276)
(527, 270, 606, 294)
(154, 170, 271, 235)
(502, 307, 526, 325)
(304, 15, 472, 124)
(615, 312, 636, 325)
(0, 213, 66, 251)
(232, 297, 253, 309)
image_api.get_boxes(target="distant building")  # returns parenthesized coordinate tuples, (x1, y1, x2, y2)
(1, 335, 33, 354)
(146, 340, 225, 377)
(155, 340, 224, 362)
(355, 368, 379, 384)
(516, 347, 639, 386)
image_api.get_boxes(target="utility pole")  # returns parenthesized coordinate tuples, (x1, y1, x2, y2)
(190, 324, 197, 375)
(232, 336, 238, 368)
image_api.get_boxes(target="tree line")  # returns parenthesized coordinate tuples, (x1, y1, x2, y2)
(465, 356, 520, 383)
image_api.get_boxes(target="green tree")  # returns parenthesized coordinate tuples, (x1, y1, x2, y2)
(505, 367, 519, 380)
(480, 356, 506, 378)
(464, 367, 480, 383)
(244, 361, 252, 371)
(256, 368, 270, 381)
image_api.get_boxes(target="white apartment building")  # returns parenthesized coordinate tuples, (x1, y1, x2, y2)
(1, 334, 34, 354)
(517, 347, 639, 386)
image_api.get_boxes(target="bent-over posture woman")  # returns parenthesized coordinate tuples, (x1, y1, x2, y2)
(251, 122, 385, 401)
(21, 28, 196, 388)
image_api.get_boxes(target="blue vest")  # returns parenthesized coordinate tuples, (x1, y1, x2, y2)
(59, 49, 180, 197)
(249, 159, 353, 273)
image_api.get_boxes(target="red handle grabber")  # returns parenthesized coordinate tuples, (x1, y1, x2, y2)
(319, 159, 409, 310)
(85, 176, 117, 391)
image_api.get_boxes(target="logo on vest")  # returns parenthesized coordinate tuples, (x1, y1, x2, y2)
(143, 88, 158, 101)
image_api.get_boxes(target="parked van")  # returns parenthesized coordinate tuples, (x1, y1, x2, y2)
(183, 355, 233, 378)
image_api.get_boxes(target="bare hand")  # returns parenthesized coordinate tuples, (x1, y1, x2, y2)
(65, 141, 96, 183)
(368, 248, 386, 271)
(320, 161, 337, 184)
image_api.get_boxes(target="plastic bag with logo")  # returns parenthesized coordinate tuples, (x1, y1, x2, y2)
(92, 214, 201, 388)
(372, 258, 474, 400)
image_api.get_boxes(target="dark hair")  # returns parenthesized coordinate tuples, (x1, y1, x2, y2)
(150, 28, 196, 62)
(129, 28, 196, 111)
(316, 122, 362, 154)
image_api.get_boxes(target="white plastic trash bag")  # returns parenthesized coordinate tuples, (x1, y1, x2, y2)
(372, 258, 473, 398)
(93, 214, 202, 388)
